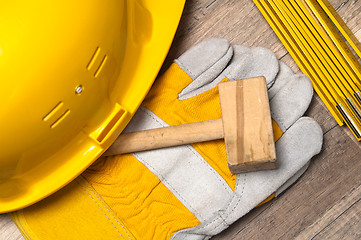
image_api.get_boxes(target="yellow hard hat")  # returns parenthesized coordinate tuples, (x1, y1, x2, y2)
(0, 0, 185, 213)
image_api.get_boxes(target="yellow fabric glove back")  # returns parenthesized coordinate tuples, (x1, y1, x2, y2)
(8, 38, 323, 240)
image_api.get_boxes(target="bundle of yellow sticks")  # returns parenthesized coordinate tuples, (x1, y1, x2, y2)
(255, 0, 361, 140)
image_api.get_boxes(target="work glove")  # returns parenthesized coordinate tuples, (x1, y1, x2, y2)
(5, 38, 323, 240)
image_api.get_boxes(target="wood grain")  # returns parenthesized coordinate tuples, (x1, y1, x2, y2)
(296, 183, 361, 240)
(219, 77, 276, 173)
(104, 119, 224, 156)
(0, 214, 22, 240)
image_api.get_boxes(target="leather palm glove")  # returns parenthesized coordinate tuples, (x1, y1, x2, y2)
(6, 38, 323, 240)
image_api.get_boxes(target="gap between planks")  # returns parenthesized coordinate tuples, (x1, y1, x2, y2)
(294, 183, 361, 239)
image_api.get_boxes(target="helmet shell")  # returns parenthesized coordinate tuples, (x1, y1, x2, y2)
(0, 0, 185, 212)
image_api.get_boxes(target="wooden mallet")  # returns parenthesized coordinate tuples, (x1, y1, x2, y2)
(104, 76, 277, 174)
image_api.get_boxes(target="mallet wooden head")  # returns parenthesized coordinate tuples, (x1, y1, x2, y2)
(218, 77, 277, 173)
(105, 76, 277, 174)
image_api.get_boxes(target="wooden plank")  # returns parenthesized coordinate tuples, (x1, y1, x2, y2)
(0, 214, 23, 240)
(296, 184, 361, 239)
(313, 195, 361, 239)
(162, 0, 289, 74)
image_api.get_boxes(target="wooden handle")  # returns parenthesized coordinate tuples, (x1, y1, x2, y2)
(104, 119, 224, 156)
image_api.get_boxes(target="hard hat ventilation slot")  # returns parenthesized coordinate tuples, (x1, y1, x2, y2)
(87, 47, 101, 71)
(43, 102, 70, 128)
(94, 55, 107, 78)
(87, 47, 107, 78)
(43, 102, 64, 122)
(50, 109, 71, 128)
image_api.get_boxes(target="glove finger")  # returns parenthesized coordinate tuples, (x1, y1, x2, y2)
(178, 45, 279, 100)
(268, 61, 294, 100)
(227, 46, 279, 88)
(270, 74, 313, 132)
(220, 117, 323, 228)
(176, 38, 233, 97)
(275, 161, 310, 197)
(216, 45, 252, 81)
(178, 45, 252, 100)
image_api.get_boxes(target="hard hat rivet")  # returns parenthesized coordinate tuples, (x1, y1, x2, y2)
(75, 85, 83, 94)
